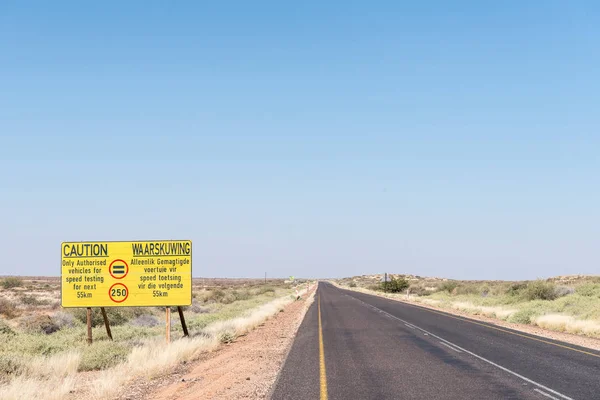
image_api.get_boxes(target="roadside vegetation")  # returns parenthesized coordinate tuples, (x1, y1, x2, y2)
(0, 277, 311, 400)
(337, 274, 600, 339)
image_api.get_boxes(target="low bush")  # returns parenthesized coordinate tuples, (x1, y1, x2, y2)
(19, 315, 60, 334)
(71, 307, 146, 327)
(522, 280, 558, 301)
(576, 283, 600, 298)
(553, 286, 575, 298)
(0, 319, 15, 335)
(408, 285, 429, 296)
(232, 290, 251, 301)
(506, 282, 527, 297)
(0, 298, 18, 318)
(188, 300, 210, 314)
(220, 293, 237, 304)
(508, 308, 538, 324)
(348, 282, 357, 288)
(52, 311, 77, 329)
(453, 284, 480, 296)
(130, 314, 160, 328)
(0, 353, 25, 383)
(1, 277, 23, 289)
(72, 308, 104, 327)
(79, 341, 130, 371)
(19, 295, 50, 306)
(254, 286, 276, 295)
(381, 277, 410, 293)
(438, 281, 459, 294)
(219, 331, 236, 344)
(480, 285, 491, 297)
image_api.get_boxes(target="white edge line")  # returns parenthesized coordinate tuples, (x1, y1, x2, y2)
(439, 341, 462, 353)
(405, 323, 416, 329)
(535, 388, 560, 400)
(349, 295, 574, 400)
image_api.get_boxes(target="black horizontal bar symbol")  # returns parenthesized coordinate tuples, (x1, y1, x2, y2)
(113, 265, 125, 269)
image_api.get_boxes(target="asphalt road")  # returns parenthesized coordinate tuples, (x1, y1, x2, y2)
(271, 282, 600, 400)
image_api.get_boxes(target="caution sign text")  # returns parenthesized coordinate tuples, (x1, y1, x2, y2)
(61, 240, 192, 307)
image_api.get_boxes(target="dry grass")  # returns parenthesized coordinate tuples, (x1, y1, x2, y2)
(0, 352, 80, 400)
(450, 301, 517, 319)
(89, 293, 299, 399)
(533, 314, 600, 337)
(90, 335, 220, 399)
(0, 280, 312, 400)
(0, 376, 76, 400)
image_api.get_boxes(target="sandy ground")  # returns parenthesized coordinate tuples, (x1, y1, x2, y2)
(116, 289, 315, 400)
(336, 284, 600, 352)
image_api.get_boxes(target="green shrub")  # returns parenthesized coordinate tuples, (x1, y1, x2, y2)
(553, 286, 575, 298)
(0, 353, 25, 382)
(438, 281, 459, 294)
(506, 282, 527, 297)
(130, 314, 160, 327)
(381, 277, 409, 293)
(19, 295, 49, 306)
(408, 286, 429, 296)
(453, 284, 480, 296)
(253, 286, 276, 295)
(0, 298, 18, 318)
(232, 290, 251, 301)
(367, 284, 381, 291)
(52, 311, 77, 329)
(19, 315, 60, 334)
(576, 283, 600, 298)
(508, 309, 538, 324)
(219, 331, 236, 344)
(220, 293, 237, 304)
(72, 308, 104, 327)
(523, 280, 557, 301)
(480, 285, 491, 297)
(1, 277, 23, 289)
(79, 341, 130, 371)
(348, 282, 357, 288)
(0, 319, 15, 335)
(72, 307, 145, 327)
(211, 289, 226, 302)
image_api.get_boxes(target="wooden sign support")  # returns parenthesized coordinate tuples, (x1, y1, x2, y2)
(166, 306, 171, 343)
(100, 307, 113, 340)
(86, 307, 93, 345)
(177, 306, 189, 337)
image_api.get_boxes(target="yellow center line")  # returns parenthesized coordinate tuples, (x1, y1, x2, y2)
(395, 298, 600, 359)
(318, 293, 328, 400)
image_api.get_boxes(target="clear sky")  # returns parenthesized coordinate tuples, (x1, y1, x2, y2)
(1, 1, 598, 280)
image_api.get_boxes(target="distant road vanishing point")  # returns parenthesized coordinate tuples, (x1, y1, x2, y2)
(271, 283, 600, 400)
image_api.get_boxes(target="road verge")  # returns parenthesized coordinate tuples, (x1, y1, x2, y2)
(331, 282, 600, 352)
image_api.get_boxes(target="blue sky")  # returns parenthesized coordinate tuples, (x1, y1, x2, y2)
(1, 1, 598, 279)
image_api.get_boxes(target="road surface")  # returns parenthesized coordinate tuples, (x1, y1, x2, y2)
(271, 282, 600, 400)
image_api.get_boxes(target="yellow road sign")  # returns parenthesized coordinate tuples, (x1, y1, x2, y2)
(61, 240, 192, 307)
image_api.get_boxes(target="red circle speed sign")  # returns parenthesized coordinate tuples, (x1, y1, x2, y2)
(108, 283, 129, 303)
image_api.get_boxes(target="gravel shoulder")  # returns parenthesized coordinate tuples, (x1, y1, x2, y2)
(120, 289, 315, 400)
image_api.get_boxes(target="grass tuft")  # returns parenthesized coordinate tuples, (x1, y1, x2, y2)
(1, 277, 23, 289)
